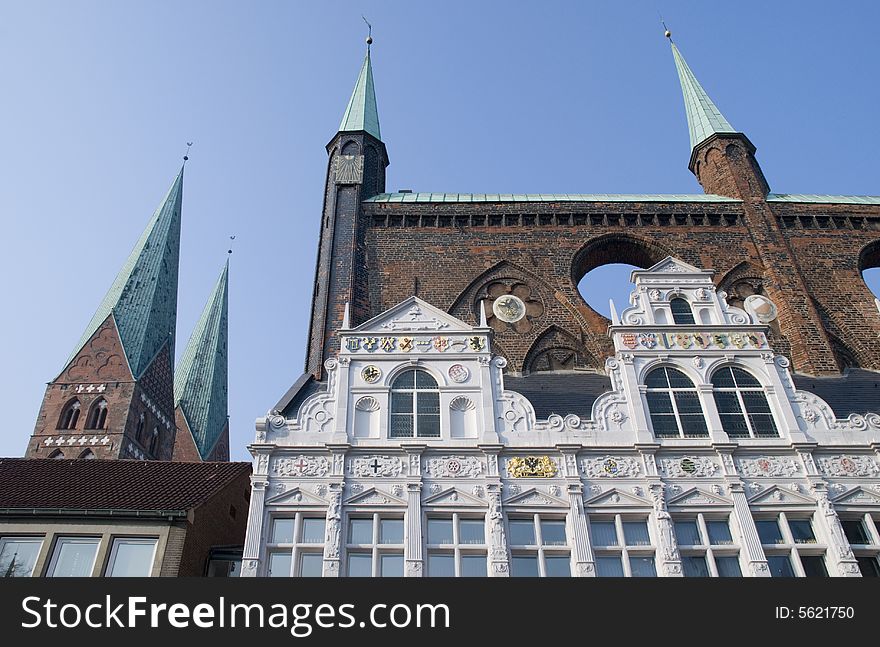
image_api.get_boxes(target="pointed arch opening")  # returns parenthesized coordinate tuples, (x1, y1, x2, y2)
(77, 449, 96, 460)
(58, 399, 81, 430)
(48, 449, 64, 459)
(85, 398, 108, 430)
(523, 326, 597, 373)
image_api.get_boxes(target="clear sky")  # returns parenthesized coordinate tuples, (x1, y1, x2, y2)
(1, 1, 878, 461)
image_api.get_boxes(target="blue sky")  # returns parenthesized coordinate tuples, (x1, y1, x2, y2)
(1, 1, 878, 460)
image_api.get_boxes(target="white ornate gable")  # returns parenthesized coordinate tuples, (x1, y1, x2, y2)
(351, 296, 475, 333)
(667, 487, 731, 507)
(584, 488, 651, 508)
(265, 486, 328, 506)
(747, 485, 816, 506)
(423, 487, 487, 507)
(344, 486, 407, 506)
(503, 488, 568, 507)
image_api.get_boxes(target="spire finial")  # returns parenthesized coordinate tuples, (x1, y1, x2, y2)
(183, 141, 193, 162)
(227, 235, 235, 256)
(660, 14, 673, 42)
(362, 15, 372, 47)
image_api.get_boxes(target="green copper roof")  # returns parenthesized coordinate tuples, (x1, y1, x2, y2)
(174, 260, 229, 459)
(364, 192, 741, 203)
(766, 193, 880, 205)
(670, 41, 737, 151)
(67, 168, 183, 378)
(338, 48, 381, 140)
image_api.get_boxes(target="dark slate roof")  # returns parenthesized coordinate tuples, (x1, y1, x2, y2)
(505, 372, 612, 420)
(0, 459, 251, 512)
(791, 370, 880, 418)
(274, 373, 324, 418)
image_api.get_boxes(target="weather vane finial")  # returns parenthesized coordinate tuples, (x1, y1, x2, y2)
(183, 141, 193, 162)
(659, 14, 673, 41)
(362, 15, 373, 47)
(228, 234, 236, 256)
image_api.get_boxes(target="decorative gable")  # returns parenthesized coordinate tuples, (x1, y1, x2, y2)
(351, 297, 475, 334)
(747, 485, 816, 505)
(265, 486, 328, 506)
(641, 256, 707, 276)
(503, 488, 568, 507)
(423, 487, 486, 507)
(344, 486, 406, 506)
(584, 488, 650, 508)
(667, 487, 731, 507)
(831, 486, 880, 506)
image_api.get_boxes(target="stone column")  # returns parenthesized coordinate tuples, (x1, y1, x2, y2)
(322, 483, 344, 577)
(728, 482, 770, 576)
(486, 483, 510, 577)
(567, 483, 596, 577)
(648, 483, 683, 577)
(240, 478, 267, 577)
(405, 483, 424, 577)
(811, 483, 861, 577)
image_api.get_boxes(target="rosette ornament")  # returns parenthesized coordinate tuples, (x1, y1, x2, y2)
(482, 282, 544, 333)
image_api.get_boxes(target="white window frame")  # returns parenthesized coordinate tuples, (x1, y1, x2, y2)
(105, 537, 158, 577)
(757, 512, 827, 577)
(389, 369, 441, 439)
(344, 513, 404, 577)
(644, 366, 709, 439)
(673, 514, 742, 577)
(0, 536, 45, 577)
(425, 513, 488, 577)
(841, 513, 880, 576)
(46, 536, 101, 577)
(266, 513, 327, 577)
(507, 513, 571, 577)
(711, 366, 779, 438)
(590, 514, 656, 577)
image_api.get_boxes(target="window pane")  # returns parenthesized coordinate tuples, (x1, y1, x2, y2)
(674, 391, 703, 414)
(416, 414, 441, 438)
(301, 519, 325, 544)
(544, 555, 571, 577)
(393, 371, 415, 389)
(679, 414, 709, 437)
(590, 521, 618, 547)
(670, 299, 695, 325)
(0, 538, 42, 578)
(427, 553, 455, 577)
(706, 520, 733, 545)
(460, 555, 487, 577)
(649, 413, 679, 437)
(630, 555, 657, 577)
(800, 555, 828, 577)
(842, 520, 870, 545)
(511, 555, 539, 577)
(715, 556, 742, 577)
(730, 367, 761, 388)
(665, 367, 694, 388)
(623, 521, 651, 546)
(719, 413, 750, 437)
(49, 538, 99, 577)
(646, 391, 674, 414)
(682, 555, 709, 577)
(540, 520, 567, 546)
(710, 367, 736, 388)
(508, 520, 536, 546)
(741, 391, 772, 413)
(347, 553, 372, 577)
(857, 556, 880, 577)
(459, 520, 485, 545)
(756, 520, 784, 545)
(348, 519, 373, 545)
(645, 368, 670, 389)
(788, 519, 816, 544)
(416, 392, 439, 414)
(299, 553, 323, 577)
(767, 555, 795, 577)
(414, 370, 438, 389)
(272, 518, 295, 543)
(749, 414, 778, 437)
(391, 391, 413, 413)
(380, 553, 404, 577)
(390, 414, 414, 438)
(595, 555, 624, 577)
(108, 539, 156, 577)
(674, 521, 701, 546)
(268, 552, 292, 577)
(713, 391, 741, 414)
(380, 519, 404, 544)
(427, 519, 454, 545)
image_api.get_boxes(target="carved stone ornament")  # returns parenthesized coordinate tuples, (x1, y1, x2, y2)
(507, 456, 558, 478)
(492, 294, 526, 323)
(425, 456, 484, 478)
(447, 364, 470, 383)
(349, 455, 404, 478)
(361, 365, 381, 383)
(582, 456, 641, 478)
(659, 456, 719, 478)
(268, 414, 286, 429)
(272, 455, 330, 477)
(334, 154, 364, 184)
(816, 455, 880, 478)
(737, 456, 800, 478)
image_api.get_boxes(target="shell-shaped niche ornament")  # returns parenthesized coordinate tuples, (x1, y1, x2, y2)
(743, 295, 778, 323)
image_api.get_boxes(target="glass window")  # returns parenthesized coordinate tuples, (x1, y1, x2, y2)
(591, 515, 656, 578)
(715, 556, 742, 577)
(0, 537, 43, 578)
(428, 519, 454, 545)
(428, 554, 455, 577)
(48, 538, 100, 577)
(346, 553, 372, 577)
(301, 519, 325, 544)
(682, 555, 709, 577)
(379, 519, 404, 544)
(272, 518, 295, 543)
(760, 514, 829, 577)
(540, 520, 567, 546)
(674, 514, 741, 578)
(788, 519, 816, 544)
(590, 521, 618, 547)
(670, 298, 695, 325)
(674, 521, 701, 546)
(511, 555, 540, 577)
(756, 520, 784, 545)
(106, 538, 157, 577)
(268, 515, 330, 576)
(857, 556, 880, 577)
(543, 555, 571, 577)
(508, 515, 570, 577)
(460, 555, 487, 577)
(345, 514, 404, 578)
(630, 556, 657, 577)
(644, 367, 708, 438)
(389, 370, 441, 438)
(459, 520, 484, 545)
(508, 520, 536, 546)
(268, 552, 292, 577)
(349, 519, 373, 545)
(622, 521, 651, 546)
(595, 555, 624, 577)
(380, 554, 404, 577)
(299, 553, 323, 577)
(842, 519, 870, 545)
(800, 555, 828, 577)
(706, 520, 733, 545)
(712, 367, 778, 438)
(426, 515, 487, 577)
(767, 555, 795, 577)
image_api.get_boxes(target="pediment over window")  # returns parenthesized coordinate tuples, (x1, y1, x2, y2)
(746, 485, 816, 505)
(351, 297, 479, 334)
(667, 487, 731, 507)
(344, 486, 407, 506)
(423, 487, 486, 507)
(584, 488, 650, 508)
(265, 486, 328, 506)
(503, 488, 568, 507)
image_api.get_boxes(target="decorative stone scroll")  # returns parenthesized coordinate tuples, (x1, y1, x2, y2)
(581, 456, 641, 478)
(271, 455, 330, 477)
(506, 456, 558, 478)
(736, 456, 800, 478)
(659, 456, 719, 478)
(425, 456, 483, 478)
(349, 455, 404, 478)
(816, 455, 880, 478)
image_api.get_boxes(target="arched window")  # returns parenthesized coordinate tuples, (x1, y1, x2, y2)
(85, 399, 108, 430)
(645, 367, 708, 438)
(711, 367, 779, 438)
(77, 449, 96, 460)
(149, 428, 160, 455)
(59, 400, 81, 430)
(670, 298, 695, 325)
(48, 449, 65, 459)
(389, 370, 440, 438)
(135, 413, 146, 443)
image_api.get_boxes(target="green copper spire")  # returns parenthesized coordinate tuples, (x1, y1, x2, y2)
(338, 47, 381, 140)
(174, 260, 229, 459)
(67, 167, 183, 378)
(669, 37, 737, 152)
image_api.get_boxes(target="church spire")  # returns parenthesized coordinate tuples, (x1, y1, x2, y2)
(66, 166, 183, 378)
(338, 45, 381, 140)
(173, 259, 229, 461)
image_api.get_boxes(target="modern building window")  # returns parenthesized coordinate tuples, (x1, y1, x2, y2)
(674, 515, 742, 577)
(590, 516, 656, 577)
(267, 515, 326, 577)
(206, 548, 242, 577)
(0, 537, 44, 577)
(508, 515, 570, 577)
(711, 367, 778, 437)
(426, 514, 487, 577)
(841, 515, 880, 577)
(59, 400, 81, 430)
(757, 514, 827, 577)
(389, 370, 440, 438)
(106, 538, 158, 577)
(85, 398, 108, 430)
(670, 297, 695, 325)
(345, 514, 404, 577)
(644, 367, 708, 438)
(47, 537, 100, 577)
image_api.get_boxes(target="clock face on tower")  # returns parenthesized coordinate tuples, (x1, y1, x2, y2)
(492, 295, 526, 323)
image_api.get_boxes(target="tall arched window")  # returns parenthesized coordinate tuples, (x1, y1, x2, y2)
(390, 369, 440, 438)
(59, 400, 81, 430)
(670, 298, 695, 325)
(85, 399, 108, 430)
(645, 367, 708, 438)
(135, 413, 146, 443)
(711, 367, 779, 438)
(149, 428, 160, 455)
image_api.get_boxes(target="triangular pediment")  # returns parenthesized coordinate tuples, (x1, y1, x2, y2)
(344, 486, 406, 506)
(747, 484, 816, 505)
(351, 297, 475, 333)
(641, 256, 707, 276)
(423, 487, 486, 507)
(503, 487, 568, 507)
(265, 486, 327, 506)
(831, 486, 880, 506)
(667, 487, 731, 507)
(584, 488, 650, 507)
